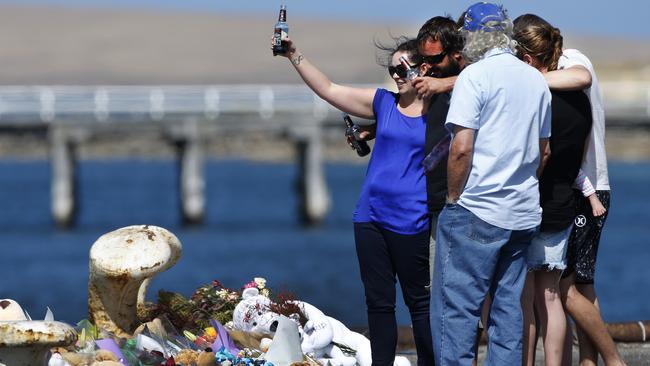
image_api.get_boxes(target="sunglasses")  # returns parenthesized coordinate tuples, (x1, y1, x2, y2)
(387, 63, 420, 78)
(422, 51, 447, 65)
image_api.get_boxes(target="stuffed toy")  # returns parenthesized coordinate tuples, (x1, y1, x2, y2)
(232, 289, 409, 366)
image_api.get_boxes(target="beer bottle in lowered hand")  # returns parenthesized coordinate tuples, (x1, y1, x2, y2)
(272, 5, 289, 56)
(343, 113, 371, 157)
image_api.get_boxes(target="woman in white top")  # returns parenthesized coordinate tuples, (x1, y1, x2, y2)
(514, 13, 624, 366)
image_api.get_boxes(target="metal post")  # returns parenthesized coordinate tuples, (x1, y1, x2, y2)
(49, 125, 77, 228)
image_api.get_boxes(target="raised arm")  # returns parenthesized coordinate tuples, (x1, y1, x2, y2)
(274, 37, 376, 120)
(544, 65, 592, 91)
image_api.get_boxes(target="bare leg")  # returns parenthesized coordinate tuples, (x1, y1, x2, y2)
(559, 274, 626, 366)
(535, 269, 566, 366)
(574, 283, 600, 366)
(522, 272, 537, 366)
(562, 314, 574, 366)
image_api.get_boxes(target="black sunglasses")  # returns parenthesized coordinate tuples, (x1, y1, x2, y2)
(422, 51, 447, 65)
(387, 63, 420, 78)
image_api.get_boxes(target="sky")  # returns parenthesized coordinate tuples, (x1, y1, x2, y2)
(1, 0, 648, 39)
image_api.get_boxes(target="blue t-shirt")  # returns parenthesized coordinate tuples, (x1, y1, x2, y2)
(353, 88, 429, 234)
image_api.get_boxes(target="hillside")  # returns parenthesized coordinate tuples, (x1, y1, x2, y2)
(0, 5, 647, 85)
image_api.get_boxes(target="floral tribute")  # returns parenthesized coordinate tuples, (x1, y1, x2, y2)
(49, 277, 314, 366)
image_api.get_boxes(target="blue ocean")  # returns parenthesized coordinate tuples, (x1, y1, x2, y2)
(0, 159, 648, 326)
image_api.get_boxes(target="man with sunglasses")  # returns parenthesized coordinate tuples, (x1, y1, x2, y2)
(413, 16, 466, 290)
(414, 16, 465, 99)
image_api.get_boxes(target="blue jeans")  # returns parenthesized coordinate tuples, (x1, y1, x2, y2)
(431, 204, 537, 365)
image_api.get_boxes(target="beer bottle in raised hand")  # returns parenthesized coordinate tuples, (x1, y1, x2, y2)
(272, 5, 289, 56)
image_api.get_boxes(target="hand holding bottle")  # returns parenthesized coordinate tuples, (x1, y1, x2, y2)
(343, 114, 371, 157)
(270, 35, 297, 58)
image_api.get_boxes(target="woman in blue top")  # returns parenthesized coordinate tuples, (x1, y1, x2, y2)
(275, 36, 433, 366)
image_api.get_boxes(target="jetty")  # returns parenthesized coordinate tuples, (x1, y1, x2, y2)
(0, 82, 648, 228)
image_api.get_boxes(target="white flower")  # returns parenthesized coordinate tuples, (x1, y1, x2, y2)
(260, 288, 270, 297)
(254, 277, 267, 289)
(216, 289, 229, 299)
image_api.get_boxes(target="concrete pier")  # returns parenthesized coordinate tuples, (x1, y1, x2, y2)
(294, 131, 330, 225)
(168, 119, 205, 224)
(49, 125, 77, 228)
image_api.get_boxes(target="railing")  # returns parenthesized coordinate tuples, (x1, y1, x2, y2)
(0, 85, 337, 126)
(0, 83, 647, 126)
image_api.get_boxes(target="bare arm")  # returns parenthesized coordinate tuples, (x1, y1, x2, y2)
(275, 37, 376, 119)
(544, 65, 592, 91)
(412, 76, 457, 98)
(447, 126, 475, 202)
(573, 170, 606, 217)
(537, 138, 551, 178)
(587, 194, 607, 217)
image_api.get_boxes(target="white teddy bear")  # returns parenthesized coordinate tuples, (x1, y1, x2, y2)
(232, 289, 409, 366)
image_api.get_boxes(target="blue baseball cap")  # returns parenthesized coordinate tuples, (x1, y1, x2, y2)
(462, 2, 508, 32)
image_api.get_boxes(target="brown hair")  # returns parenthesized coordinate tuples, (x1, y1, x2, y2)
(374, 37, 422, 68)
(513, 14, 563, 71)
(417, 16, 464, 53)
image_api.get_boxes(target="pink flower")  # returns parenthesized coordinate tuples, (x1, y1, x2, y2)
(243, 281, 257, 289)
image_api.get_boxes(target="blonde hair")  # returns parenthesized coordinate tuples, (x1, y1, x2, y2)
(461, 18, 517, 63)
(513, 14, 563, 71)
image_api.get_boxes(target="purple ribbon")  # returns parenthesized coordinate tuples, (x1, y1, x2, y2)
(210, 319, 240, 354)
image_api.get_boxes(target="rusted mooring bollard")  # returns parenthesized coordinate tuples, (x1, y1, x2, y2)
(0, 299, 77, 366)
(88, 225, 182, 338)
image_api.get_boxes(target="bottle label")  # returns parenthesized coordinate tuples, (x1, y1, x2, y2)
(273, 30, 282, 47)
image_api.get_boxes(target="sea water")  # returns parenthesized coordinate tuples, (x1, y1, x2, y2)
(0, 159, 648, 326)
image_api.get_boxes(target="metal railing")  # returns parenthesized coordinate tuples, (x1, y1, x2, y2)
(0, 85, 336, 125)
(0, 83, 647, 127)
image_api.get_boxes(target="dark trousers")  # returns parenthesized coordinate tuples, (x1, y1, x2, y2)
(354, 222, 435, 366)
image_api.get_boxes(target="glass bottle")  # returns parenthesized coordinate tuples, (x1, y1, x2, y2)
(272, 5, 289, 56)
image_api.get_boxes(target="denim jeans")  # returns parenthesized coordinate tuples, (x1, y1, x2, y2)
(430, 204, 537, 366)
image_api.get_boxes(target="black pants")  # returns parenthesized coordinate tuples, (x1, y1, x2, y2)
(354, 222, 434, 366)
